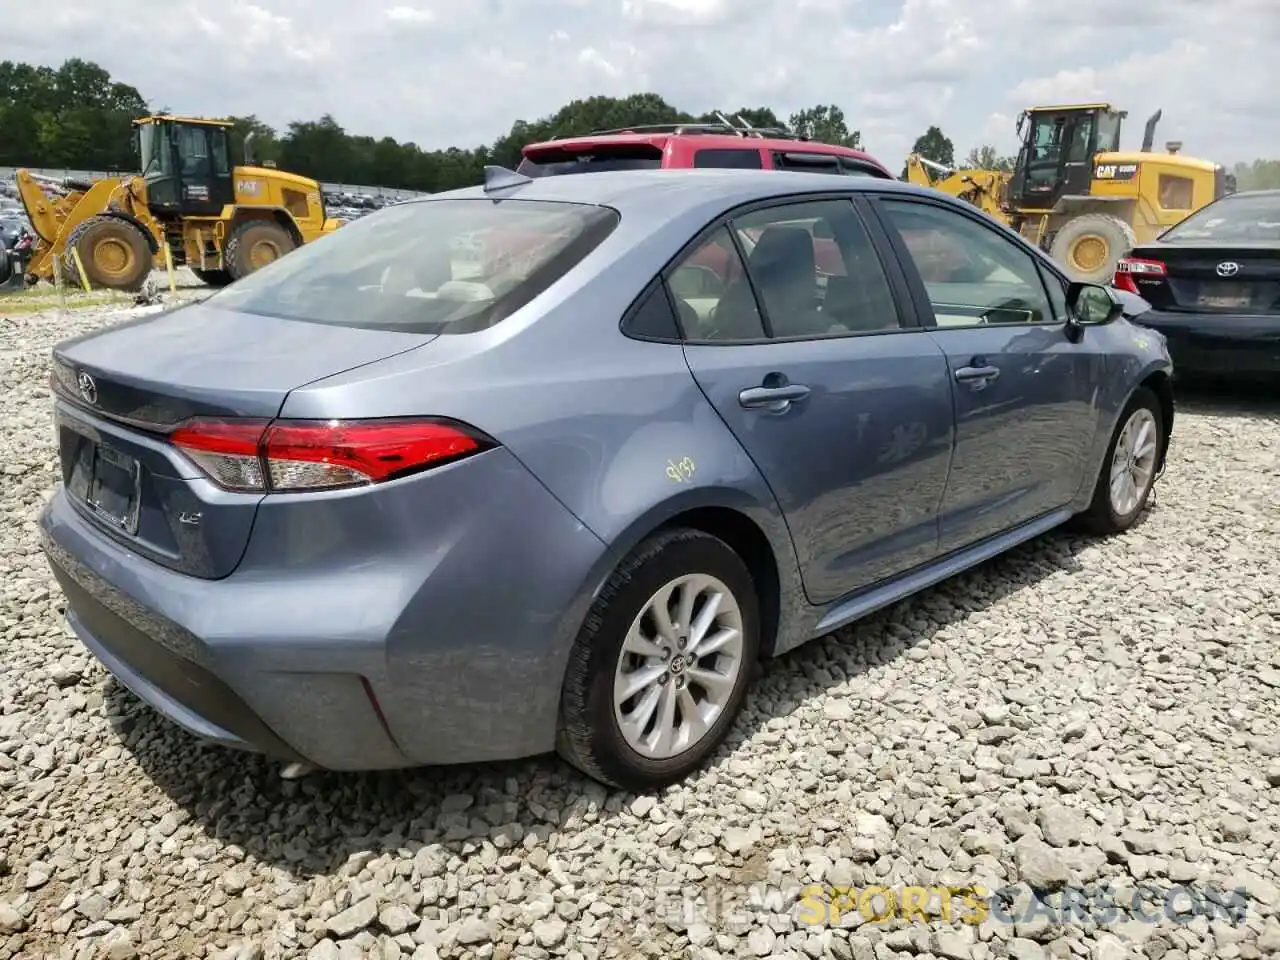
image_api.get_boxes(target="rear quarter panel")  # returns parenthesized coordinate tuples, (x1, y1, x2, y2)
(279, 181, 812, 652)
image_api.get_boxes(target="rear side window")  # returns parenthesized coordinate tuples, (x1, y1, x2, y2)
(205, 198, 621, 334)
(694, 148, 763, 169)
(772, 152, 843, 175)
(516, 146, 664, 177)
(839, 157, 888, 178)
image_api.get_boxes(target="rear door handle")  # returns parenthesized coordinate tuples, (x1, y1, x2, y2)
(954, 364, 1000, 383)
(738, 383, 811, 411)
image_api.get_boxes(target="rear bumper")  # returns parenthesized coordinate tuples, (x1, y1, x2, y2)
(1133, 309, 1280, 378)
(39, 447, 609, 771)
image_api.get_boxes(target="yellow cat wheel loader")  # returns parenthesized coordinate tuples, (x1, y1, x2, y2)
(16, 115, 343, 292)
(904, 104, 1233, 282)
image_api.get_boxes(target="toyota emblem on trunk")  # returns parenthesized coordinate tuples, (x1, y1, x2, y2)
(1216, 261, 1240, 277)
(76, 371, 97, 405)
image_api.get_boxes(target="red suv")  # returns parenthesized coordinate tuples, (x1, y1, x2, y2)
(516, 123, 895, 180)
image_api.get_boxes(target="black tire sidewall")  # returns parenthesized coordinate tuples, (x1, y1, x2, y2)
(1096, 387, 1162, 528)
(227, 222, 294, 280)
(570, 530, 760, 789)
(71, 218, 152, 291)
(1050, 215, 1134, 284)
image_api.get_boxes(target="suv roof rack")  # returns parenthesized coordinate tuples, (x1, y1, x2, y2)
(551, 112, 810, 142)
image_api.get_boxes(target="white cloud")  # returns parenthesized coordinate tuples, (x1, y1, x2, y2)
(384, 6, 436, 24)
(7, 0, 1277, 170)
(621, 0, 733, 27)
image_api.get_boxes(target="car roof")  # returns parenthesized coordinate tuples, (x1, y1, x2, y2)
(1218, 188, 1280, 199)
(524, 131, 879, 158)
(413, 167, 924, 211)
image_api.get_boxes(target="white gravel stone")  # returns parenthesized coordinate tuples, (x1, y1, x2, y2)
(1, 299, 1278, 960)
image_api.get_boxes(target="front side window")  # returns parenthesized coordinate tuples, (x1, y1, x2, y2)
(138, 124, 170, 179)
(206, 198, 621, 334)
(879, 199, 1055, 328)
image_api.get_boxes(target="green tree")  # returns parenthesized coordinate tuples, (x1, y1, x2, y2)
(911, 126, 954, 167)
(1233, 159, 1280, 191)
(223, 115, 280, 167)
(961, 145, 1015, 172)
(0, 58, 146, 169)
(788, 105, 861, 148)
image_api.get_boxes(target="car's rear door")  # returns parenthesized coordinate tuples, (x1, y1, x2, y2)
(674, 195, 955, 606)
(866, 194, 1106, 553)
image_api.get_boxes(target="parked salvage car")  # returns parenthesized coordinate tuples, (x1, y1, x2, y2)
(39, 168, 1174, 790)
(1114, 188, 1280, 382)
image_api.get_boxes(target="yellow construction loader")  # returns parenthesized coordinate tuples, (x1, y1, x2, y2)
(17, 115, 343, 291)
(904, 104, 1233, 282)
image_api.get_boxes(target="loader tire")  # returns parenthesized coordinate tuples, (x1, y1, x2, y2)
(191, 267, 234, 287)
(1049, 214, 1137, 284)
(62, 216, 153, 292)
(224, 220, 296, 282)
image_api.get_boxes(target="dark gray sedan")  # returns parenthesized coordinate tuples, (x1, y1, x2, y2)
(39, 168, 1174, 790)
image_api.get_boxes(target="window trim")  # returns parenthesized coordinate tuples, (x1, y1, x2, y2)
(864, 192, 1068, 332)
(656, 192, 927, 346)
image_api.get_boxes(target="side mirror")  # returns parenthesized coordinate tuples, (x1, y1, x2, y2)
(1066, 281, 1124, 326)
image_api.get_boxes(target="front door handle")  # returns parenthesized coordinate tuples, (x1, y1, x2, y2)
(738, 383, 811, 411)
(954, 364, 1000, 383)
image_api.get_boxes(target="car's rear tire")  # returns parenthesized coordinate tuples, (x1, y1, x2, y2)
(557, 527, 760, 791)
(1073, 387, 1163, 535)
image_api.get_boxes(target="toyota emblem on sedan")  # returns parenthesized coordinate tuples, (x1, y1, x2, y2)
(1216, 261, 1240, 278)
(76, 371, 97, 405)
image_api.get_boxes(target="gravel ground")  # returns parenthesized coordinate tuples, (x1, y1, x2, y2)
(1, 302, 1278, 960)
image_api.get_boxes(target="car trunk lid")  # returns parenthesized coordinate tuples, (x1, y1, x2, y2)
(51, 300, 436, 578)
(1127, 243, 1280, 314)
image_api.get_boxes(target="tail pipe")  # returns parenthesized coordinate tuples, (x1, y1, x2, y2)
(1140, 109, 1163, 153)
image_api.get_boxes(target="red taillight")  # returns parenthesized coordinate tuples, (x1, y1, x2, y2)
(169, 417, 492, 493)
(1113, 257, 1166, 294)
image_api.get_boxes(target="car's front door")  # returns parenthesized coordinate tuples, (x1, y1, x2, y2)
(869, 196, 1106, 554)
(674, 197, 955, 606)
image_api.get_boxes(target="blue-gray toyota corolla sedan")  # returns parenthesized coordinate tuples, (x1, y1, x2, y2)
(39, 169, 1174, 790)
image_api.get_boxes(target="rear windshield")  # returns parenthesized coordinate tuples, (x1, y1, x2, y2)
(204, 198, 620, 333)
(1160, 193, 1280, 243)
(516, 145, 664, 178)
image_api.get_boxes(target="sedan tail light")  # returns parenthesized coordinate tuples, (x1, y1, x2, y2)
(1113, 257, 1167, 294)
(169, 417, 494, 492)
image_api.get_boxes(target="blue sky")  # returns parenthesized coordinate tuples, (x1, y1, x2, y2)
(15, 0, 1280, 168)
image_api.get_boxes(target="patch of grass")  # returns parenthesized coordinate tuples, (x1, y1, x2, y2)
(0, 288, 130, 316)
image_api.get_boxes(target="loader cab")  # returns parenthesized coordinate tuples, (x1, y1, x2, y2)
(1007, 104, 1125, 210)
(134, 116, 235, 218)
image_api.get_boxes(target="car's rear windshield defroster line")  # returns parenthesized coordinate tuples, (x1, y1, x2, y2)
(204, 198, 622, 334)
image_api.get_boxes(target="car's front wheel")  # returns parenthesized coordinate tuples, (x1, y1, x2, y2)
(557, 527, 760, 790)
